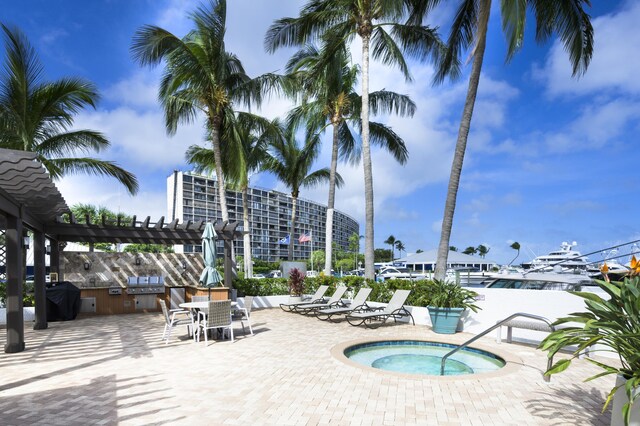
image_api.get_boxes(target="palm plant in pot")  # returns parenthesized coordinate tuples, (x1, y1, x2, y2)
(287, 268, 306, 303)
(539, 261, 640, 426)
(426, 280, 480, 334)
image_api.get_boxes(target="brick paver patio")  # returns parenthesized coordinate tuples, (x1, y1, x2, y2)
(1, 308, 612, 425)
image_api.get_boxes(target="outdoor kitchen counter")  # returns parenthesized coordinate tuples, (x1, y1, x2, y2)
(77, 286, 230, 316)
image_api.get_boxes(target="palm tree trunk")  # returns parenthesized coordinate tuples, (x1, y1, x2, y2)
(361, 32, 375, 281)
(288, 194, 298, 261)
(210, 116, 229, 223)
(434, 0, 491, 281)
(324, 123, 340, 275)
(242, 186, 253, 278)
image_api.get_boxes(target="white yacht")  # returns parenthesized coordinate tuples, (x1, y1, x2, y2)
(523, 242, 589, 273)
(586, 249, 630, 280)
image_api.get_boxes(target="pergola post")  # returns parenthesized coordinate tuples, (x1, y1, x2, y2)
(33, 230, 47, 330)
(223, 238, 236, 290)
(5, 214, 25, 353)
(50, 239, 61, 281)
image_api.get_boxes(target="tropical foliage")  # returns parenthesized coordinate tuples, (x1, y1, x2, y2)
(266, 0, 447, 280)
(186, 113, 276, 277)
(0, 25, 138, 194)
(285, 42, 412, 275)
(540, 269, 640, 425)
(422, 279, 479, 311)
(132, 0, 278, 224)
(264, 122, 342, 260)
(429, 0, 595, 280)
(287, 268, 306, 297)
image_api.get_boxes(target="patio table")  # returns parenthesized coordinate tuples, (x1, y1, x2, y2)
(179, 301, 237, 310)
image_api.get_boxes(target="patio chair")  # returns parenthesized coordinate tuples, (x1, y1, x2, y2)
(279, 285, 329, 312)
(197, 300, 234, 345)
(293, 286, 348, 314)
(315, 287, 373, 321)
(191, 296, 209, 302)
(232, 295, 254, 335)
(346, 289, 415, 328)
(159, 299, 194, 344)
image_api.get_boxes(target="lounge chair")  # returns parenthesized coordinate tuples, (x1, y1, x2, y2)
(346, 289, 415, 328)
(293, 286, 348, 314)
(315, 287, 373, 321)
(279, 285, 329, 312)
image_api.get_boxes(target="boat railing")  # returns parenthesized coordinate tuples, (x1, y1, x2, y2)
(439, 313, 556, 381)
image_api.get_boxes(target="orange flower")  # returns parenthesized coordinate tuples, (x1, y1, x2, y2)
(630, 255, 640, 276)
(600, 263, 609, 274)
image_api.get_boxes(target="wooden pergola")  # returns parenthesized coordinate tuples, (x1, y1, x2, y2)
(0, 148, 241, 353)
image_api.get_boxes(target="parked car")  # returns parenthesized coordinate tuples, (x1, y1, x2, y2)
(252, 273, 266, 279)
(264, 270, 282, 279)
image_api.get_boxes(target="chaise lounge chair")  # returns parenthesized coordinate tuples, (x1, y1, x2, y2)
(279, 285, 329, 312)
(293, 286, 348, 314)
(315, 287, 373, 321)
(346, 289, 415, 328)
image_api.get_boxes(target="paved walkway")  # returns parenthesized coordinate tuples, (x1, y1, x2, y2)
(0, 309, 612, 425)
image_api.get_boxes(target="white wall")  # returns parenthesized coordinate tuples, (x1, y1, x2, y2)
(251, 288, 597, 346)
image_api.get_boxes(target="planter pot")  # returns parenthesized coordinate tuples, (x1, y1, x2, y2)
(428, 306, 465, 334)
(612, 374, 640, 426)
(288, 295, 303, 304)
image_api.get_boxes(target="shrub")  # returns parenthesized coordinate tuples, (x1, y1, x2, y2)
(288, 268, 305, 297)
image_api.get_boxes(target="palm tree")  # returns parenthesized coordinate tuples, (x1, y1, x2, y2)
(462, 246, 477, 256)
(285, 43, 414, 275)
(384, 235, 397, 261)
(509, 241, 521, 266)
(476, 244, 490, 258)
(186, 112, 275, 277)
(395, 240, 405, 259)
(348, 232, 363, 270)
(449, 246, 459, 252)
(132, 0, 277, 224)
(416, 0, 595, 280)
(0, 26, 138, 194)
(266, 0, 447, 280)
(265, 122, 343, 260)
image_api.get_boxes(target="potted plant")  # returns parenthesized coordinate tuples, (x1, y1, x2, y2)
(539, 263, 640, 426)
(287, 268, 305, 303)
(426, 280, 480, 334)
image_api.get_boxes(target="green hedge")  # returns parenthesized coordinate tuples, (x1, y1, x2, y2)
(233, 277, 438, 307)
(0, 281, 35, 307)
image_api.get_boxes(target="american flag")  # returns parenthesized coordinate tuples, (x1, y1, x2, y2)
(298, 232, 312, 243)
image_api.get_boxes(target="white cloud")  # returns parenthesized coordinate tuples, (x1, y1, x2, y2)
(535, 1, 640, 97)
(104, 72, 160, 109)
(56, 175, 168, 220)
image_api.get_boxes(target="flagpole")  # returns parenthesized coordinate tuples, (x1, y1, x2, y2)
(310, 230, 313, 272)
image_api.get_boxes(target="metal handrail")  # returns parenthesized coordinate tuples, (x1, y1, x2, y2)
(439, 313, 556, 380)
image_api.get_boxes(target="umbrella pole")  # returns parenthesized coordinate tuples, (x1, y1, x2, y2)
(208, 287, 211, 301)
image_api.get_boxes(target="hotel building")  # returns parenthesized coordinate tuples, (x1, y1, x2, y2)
(167, 171, 359, 261)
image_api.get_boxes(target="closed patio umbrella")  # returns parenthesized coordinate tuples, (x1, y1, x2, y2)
(199, 223, 222, 299)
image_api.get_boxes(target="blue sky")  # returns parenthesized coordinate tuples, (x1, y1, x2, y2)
(3, 0, 639, 264)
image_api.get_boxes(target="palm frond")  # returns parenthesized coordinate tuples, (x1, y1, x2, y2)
(433, 0, 476, 84)
(36, 130, 109, 158)
(370, 27, 412, 81)
(369, 90, 416, 117)
(369, 121, 408, 164)
(45, 157, 139, 194)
